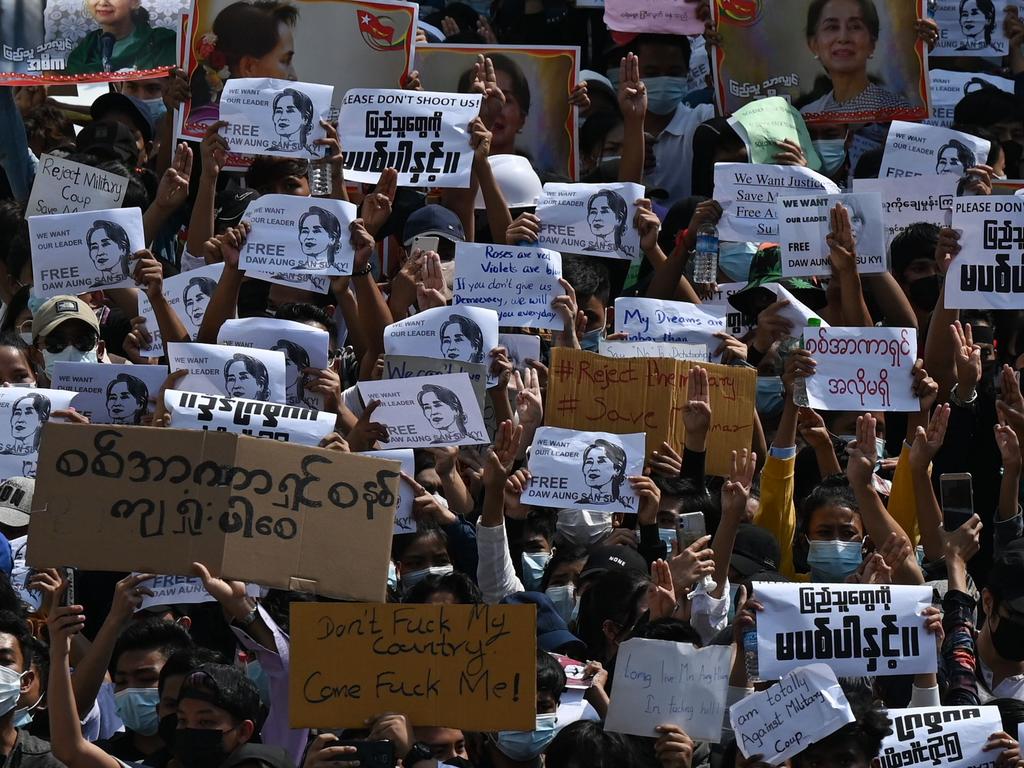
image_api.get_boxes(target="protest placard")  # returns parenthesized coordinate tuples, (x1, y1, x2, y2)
(339, 89, 481, 187)
(754, 582, 935, 678)
(250, 271, 332, 296)
(167, 342, 287, 405)
(803, 327, 918, 412)
(933, 0, 1010, 57)
(164, 390, 337, 446)
(9, 536, 42, 612)
(52, 363, 168, 425)
(928, 70, 1015, 127)
(879, 706, 1003, 768)
(384, 305, 499, 386)
(880, 121, 991, 179)
(29, 207, 143, 297)
(704, 282, 754, 338)
(289, 602, 536, 729)
(218, 318, 330, 409)
(382, 356, 487, 411)
(715, 164, 840, 242)
(0, 387, 77, 480)
(545, 348, 756, 475)
(498, 334, 541, 379)
(945, 196, 1024, 309)
(614, 298, 727, 356)
(536, 183, 645, 261)
(726, 97, 822, 170)
(598, 340, 708, 362)
(729, 664, 855, 765)
(729, 283, 829, 334)
(711, 0, 928, 124)
(219, 78, 334, 159)
(28, 424, 401, 601)
(137, 263, 224, 358)
(777, 193, 886, 276)
(414, 44, 579, 180)
(237, 195, 357, 276)
(364, 449, 415, 534)
(26, 155, 128, 217)
(522, 428, 644, 514)
(605, 638, 730, 741)
(851, 176, 957, 246)
(452, 243, 563, 330)
(358, 373, 489, 448)
(603, 0, 703, 35)
(137, 575, 221, 610)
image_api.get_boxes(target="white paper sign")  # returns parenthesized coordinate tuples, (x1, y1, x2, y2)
(364, 448, 416, 534)
(29, 207, 143, 297)
(219, 78, 333, 159)
(777, 192, 886, 276)
(880, 121, 991, 179)
(605, 638, 730, 742)
(26, 154, 128, 217)
(0, 387, 77, 480)
(754, 582, 936, 678)
(217, 317, 330, 409)
(452, 243, 563, 330)
(52, 363, 168, 424)
(928, 70, 1015, 127)
(357, 373, 489, 448)
(138, 263, 225, 358)
(536, 182, 645, 261)
(734, 283, 829, 334)
(598, 339, 708, 361)
(852, 176, 957, 246)
(615, 298, 727, 356)
(498, 333, 541, 379)
(704, 281, 754, 338)
(9, 536, 41, 611)
(523, 427, 645, 514)
(384, 305, 499, 370)
(339, 88, 482, 187)
(166, 342, 287, 404)
(933, 1, 1010, 57)
(249, 270, 331, 295)
(164, 389, 336, 445)
(239, 194, 357, 276)
(729, 664, 855, 765)
(879, 706, 1004, 768)
(715, 164, 840, 241)
(945, 196, 1024, 309)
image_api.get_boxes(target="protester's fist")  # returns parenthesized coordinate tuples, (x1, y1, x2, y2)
(654, 724, 695, 768)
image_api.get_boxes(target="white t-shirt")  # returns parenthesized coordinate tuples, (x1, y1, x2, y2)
(644, 102, 715, 205)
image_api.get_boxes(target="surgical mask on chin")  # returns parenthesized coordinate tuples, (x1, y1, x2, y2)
(545, 584, 576, 624)
(812, 138, 846, 175)
(718, 242, 758, 282)
(521, 551, 550, 591)
(756, 376, 785, 419)
(643, 76, 687, 116)
(0, 666, 25, 717)
(658, 527, 677, 549)
(12, 693, 40, 729)
(43, 347, 98, 379)
(140, 97, 167, 123)
(114, 687, 160, 736)
(989, 611, 1024, 661)
(806, 539, 863, 582)
(493, 714, 558, 761)
(555, 509, 612, 546)
(400, 563, 453, 589)
(580, 325, 605, 352)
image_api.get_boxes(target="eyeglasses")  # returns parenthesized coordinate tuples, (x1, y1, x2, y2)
(43, 332, 97, 354)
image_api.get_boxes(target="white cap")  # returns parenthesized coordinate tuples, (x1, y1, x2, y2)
(474, 154, 542, 210)
(579, 69, 615, 96)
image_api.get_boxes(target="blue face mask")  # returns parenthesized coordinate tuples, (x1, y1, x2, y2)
(12, 694, 40, 730)
(580, 326, 604, 352)
(545, 584, 576, 624)
(401, 564, 453, 589)
(718, 242, 758, 282)
(806, 539, 863, 582)
(114, 687, 160, 736)
(658, 527, 677, 549)
(244, 659, 272, 706)
(521, 551, 550, 591)
(26, 289, 46, 317)
(494, 714, 558, 760)
(812, 139, 846, 175)
(756, 377, 785, 419)
(643, 76, 688, 116)
(140, 97, 167, 124)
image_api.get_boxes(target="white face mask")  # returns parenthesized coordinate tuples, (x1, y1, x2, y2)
(0, 666, 26, 717)
(400, 563, 453, 589)
(42, 347, 98, 379)
(555, 509, 612, 546)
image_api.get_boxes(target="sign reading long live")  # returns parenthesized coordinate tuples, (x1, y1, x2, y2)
(945, 196, 1024, 310)
(339, 89, 482, 186)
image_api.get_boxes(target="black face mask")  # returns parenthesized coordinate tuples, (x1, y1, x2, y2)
(1002, 141, 1023, 179)
(172, 728, 231, 768)
(907, 275, 942, 312)
(990, 613, 1024, 661)
(157, 713, 177, 749)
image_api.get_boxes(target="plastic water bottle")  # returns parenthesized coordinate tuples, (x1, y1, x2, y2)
(693, 223, 719, 284)
(307, 151, 333, 197)
(742, 626, 760, 683)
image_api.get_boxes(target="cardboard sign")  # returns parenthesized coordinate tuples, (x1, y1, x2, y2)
(29, 207, 143, 297)
(933, 0, 1010, 57)
(167, 342, 288, 405)
(777, 192, 886, 276)
(545, 348, 756, 476)
(289, 602, 537, 730)
(364, 449, 415, 533)
(879, 706, 1004, 768)
(615, 298, 727, 354)
(605, 639, 730, 741)
(523, 427, 645, 514)
(26, 155, 128, 217)
(27, 424, 400, 602)
(928, 70, 1015, 127)
(339, 88, 482, 186)
(715, 164, 840, 241)
(729, 664, 855, 765)
(851, 176, 957, 246)
(219, 78, 334, 159)
(536, 182, 645, 261)
(382, 356, 487, 411)
(357, 372, 489, 448)
(138, 262, 224, 358)
(218, 318, 330, 409)
(880, 121, 991, 179)
(803, 326, 918, 412)
(239, 195, 358, 276)
(726, 97, 822, 171)
(754, 582, 936, 679)
(384, 305, 499, 386)
(945, 196, 1024, 309)
(52, 363, 168, 425)
(599, 340, 708, 362)
(603, 0, 704, 35)
(0, 387, 77, 480)
(165, 390, 337, 446)
(452, 243, 563, 330)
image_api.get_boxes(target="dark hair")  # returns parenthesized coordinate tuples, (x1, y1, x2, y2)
(272, 338, 310, 404)
(27, 635, 49, 695)
(439, 315, 485, 363)
(633, 617, 702, 646)
(582, 438, 628, 502)
(457, 53, 531, 115)
(402, 571, 482, 604)
(0, 331, 30, 355)
(936, 139, 975, 173)
(575, 569, 650, 663)
(185, 276, 217, 301)
(273, 88, 316, 144)
(86, 219, 132, 276)
(806, 0, 880, 41)
(298, 206, 343, 260)
(586, 190, 629, 250)
(211, 1, 299, 72)
(890, 222, 940, 281)
(178, 663, 263, 725)
(561, 254, 611, 307)
(274, 303, 336, 335)
(416, 384, 469, 435)
(545, 720, 645, 768)
(11, 394, 49, 448)
(799, 474, 860, 535)
(246, 156, 309, 193)
(793, 684, 891, 767)
(224, 354, 271, 400)
(0, 610, 33, 666)
(537, 650, 567, 703)
(109, 617, 194, 678)
(960, 0, 997, 44)
(625, 33, 692, 68)
(158, 647, 224, 697)
(22, 105, 75, 154)
(992, 697, 1024, 735)
(539, 544, 589, 591)
(391, 526, 450, 564)
(106, 373, 149, 424)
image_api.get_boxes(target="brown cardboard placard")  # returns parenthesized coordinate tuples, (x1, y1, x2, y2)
(289, 602, 537, 730)
(27, 424, 400, 602)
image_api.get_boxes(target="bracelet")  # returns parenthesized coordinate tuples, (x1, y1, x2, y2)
(950, 384, 978, 407)
(352, 262, 374, 277)
(232, 605, 258, 628)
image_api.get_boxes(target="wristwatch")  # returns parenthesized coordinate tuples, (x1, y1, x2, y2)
(403, 742, 433, 766)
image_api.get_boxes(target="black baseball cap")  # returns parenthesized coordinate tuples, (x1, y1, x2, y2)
(402, 203, 466, 246)
(178, 663, 265, 726)
(990, 538, 1024, 613)
(75, 121, 139, 166)
(215, 189, 260, 231)
(730, 524, 782, 579)
(91, 92, 153, 142)
(580, 544, 648, 580)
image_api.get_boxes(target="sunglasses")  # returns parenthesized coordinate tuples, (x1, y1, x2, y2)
(43, 332, 97, 354)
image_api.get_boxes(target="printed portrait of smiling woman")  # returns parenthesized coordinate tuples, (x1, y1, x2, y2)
(578, 438, 627, 506)
(65, 0, 176, 75)
(270, 87, 317, 154)
(584, 190, 628, 255)
(223, 354, 271, 401)
(86, 220, 132, 288)
(957, 0, 998, 52)
(439, 315, 484, 364)
(5, 394, 49, 456)
(417, 384, 470, 441)
(105, 374, 148, 425)
(297, 206, 343, 270)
